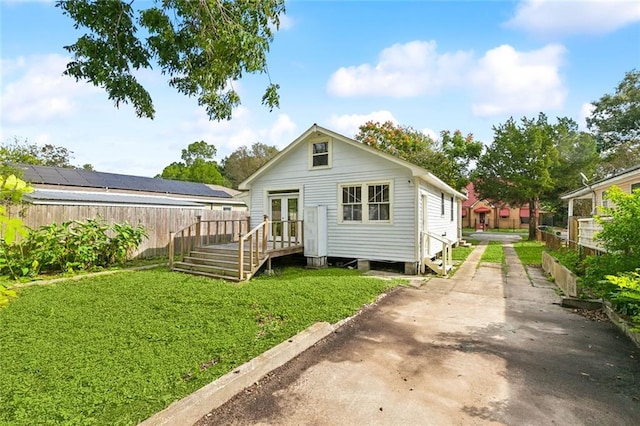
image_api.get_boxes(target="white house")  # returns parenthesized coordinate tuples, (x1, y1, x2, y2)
(561, 164, 640, 251)
(239, 124, 467, 275)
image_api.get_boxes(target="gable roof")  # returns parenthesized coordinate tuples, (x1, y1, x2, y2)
(239, 124, 466, 199)
(16, 163, 233, 199)
(560, 164, 640, 200)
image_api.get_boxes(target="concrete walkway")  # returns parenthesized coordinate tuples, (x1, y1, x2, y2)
(195, 242, 640, 425)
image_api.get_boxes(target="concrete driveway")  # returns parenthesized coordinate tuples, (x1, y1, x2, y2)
(197, 243, 640, 425)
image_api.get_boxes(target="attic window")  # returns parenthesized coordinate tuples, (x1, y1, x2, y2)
(310, 140, 331, 169)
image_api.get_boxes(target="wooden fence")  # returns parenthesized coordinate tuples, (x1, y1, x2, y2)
(15, 204, 249, 258)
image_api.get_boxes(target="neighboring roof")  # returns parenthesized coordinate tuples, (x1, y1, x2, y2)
(239, 124, 467, 200)
(561, 164, 640, 200)
(25, 189, 205, 207)
(16, 164, 233, 199)
(462, 182, 480, 207)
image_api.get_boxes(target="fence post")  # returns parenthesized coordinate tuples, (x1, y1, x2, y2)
(195, 215, 202, 248)
(168, 232, 175, 269)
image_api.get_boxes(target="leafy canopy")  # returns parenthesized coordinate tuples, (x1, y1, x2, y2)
(221, 142, 279, 189)
(473, 113, 559, 240)
(1, 137, 79, 176)
(56, 0, 285, 120)
(587, 69, 640, 176)
(157, 140, 225, 184)
(354, 121, 482, 191)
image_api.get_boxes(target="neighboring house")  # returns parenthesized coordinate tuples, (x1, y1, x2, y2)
(561, 164, 640, 251)
(461, 182, 533, 231)
(238, 124, 467, 275)
(12, 164, 247, 257)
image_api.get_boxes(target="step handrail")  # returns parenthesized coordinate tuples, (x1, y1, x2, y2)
(238, 216, 269, 280)
(168, 215, 250, 269)
(421, 231, 454, 275)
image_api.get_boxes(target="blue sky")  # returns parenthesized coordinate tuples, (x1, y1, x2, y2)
(1, 0, 639, 177)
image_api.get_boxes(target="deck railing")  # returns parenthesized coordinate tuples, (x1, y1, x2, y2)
(266, 220, 304, 251)
(238, 216, 269, 280)
(577, 217, 607, 252)
(168, 216, 250, 268)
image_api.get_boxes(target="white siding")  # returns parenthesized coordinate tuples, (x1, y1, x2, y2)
(248, 135, 418, 262)
(419, 181, 460, 258)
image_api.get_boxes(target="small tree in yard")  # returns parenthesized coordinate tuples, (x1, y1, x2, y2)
(0, 174, 33, 306)
(596, 186, 640, 258)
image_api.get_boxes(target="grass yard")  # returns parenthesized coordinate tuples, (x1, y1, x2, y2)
(513, 241, 545, 267)
(480, 241, 505, 264)
(0, 267, 403, 425)
(452, 244, 474, 262)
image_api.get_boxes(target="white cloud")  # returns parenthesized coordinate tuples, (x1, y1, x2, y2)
(1, 54, 100, 125)
(420, 128, 439, 141)
(278, 14, 295, 31)
(326, 41, 473, 97)
(470, 44, 567, 117)
(579, 102, 596, 130)
(263, 114, 297, 147)
(328, 111, 398, 137)
(505, 0, 640, 36)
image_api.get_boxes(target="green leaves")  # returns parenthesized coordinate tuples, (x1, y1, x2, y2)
(56, 0, 285, 120)
(0, 218, 148, 279)
(354, 121, 480, 191)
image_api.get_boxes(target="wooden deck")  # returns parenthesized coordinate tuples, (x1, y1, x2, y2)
(202, 240, 305, 257)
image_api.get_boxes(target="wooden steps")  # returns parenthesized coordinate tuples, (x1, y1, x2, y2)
(172, 246, 267, 281)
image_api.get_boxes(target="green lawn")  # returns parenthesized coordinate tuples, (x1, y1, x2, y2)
(480, 241, 505, 264)
(463, 227, 528, 235)
(0, 267, 402, 425)
(513, 241, 545, 267)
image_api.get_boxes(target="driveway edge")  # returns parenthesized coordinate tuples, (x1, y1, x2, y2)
(138, 321, 337, 426)
(138, 289, 396, 426)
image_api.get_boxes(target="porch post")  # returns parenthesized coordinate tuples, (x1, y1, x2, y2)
(195, 215, 202, 248)
(168, 231, 175, 269)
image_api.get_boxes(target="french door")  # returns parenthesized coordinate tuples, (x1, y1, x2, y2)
(268, 192, 299, 241)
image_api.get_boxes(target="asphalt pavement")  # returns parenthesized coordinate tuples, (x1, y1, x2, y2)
(196, 242, 640, 425)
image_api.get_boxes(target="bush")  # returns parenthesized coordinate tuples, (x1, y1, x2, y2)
(581, 254, 639, 298)
(0, 219, 148, 279)
(607, 269, 640, 328)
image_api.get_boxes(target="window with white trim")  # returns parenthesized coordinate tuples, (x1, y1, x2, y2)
(342, 185, 362, 221)
(368, 184, 390, 221)
(340, 182, 391, 223)
(309, 140, 331, 169)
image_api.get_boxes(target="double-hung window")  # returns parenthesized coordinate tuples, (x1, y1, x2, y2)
(310, 140, 331, 169)
(340, 182, 391, 223)
(342, 185, 362, 221)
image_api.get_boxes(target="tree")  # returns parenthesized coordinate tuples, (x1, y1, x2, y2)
(221, 142, 279, 188)
(587, 69, 640, 175)
(354, 121, 481, 191)
(543, 118, 600, 224)
(596, 186, 640, 258)
(0, 137, 84, 175)
(473, 113, 558, 240)
(56, 0, 284, 121)
(158, 140, 225, 184)
(438, 130, 483, 191)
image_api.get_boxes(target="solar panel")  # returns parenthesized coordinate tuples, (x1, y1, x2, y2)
(18, 164, 232, 198)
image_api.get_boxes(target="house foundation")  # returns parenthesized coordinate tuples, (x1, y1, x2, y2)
(306, 256, 327, 269)
(357, 259, 370, 271)
(404, 262, 418, 275)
